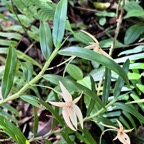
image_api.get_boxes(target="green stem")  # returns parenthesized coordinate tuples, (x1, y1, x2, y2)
(84, 99, 116, 121)
(0, 48, 58, 106)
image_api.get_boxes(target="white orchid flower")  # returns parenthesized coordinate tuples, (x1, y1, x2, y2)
(100, 120, 133, 144)
(49, 81, 83, 131)
(81, 30, 112, 59)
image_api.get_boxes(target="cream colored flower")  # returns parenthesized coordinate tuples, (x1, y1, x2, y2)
(49, 81, 83, 131)
(100, 120, 133, 144)
(81, 30, 112, 59)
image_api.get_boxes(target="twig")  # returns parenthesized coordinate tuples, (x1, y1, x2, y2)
(97, 0, 125, 96)
(109, 0, 125, 56)
(46, 56, 75, 71)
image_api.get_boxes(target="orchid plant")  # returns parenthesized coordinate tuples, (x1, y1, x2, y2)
(49, 81, 83, 131)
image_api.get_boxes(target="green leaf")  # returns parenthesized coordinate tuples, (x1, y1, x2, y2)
(115, 103, 144, 123)
(86, 76, 97, 116)
(61, 131, 73, 143)
(0, 48, 41, 68)
(2, 104, 19, 117)
(130, 63, 144, 70)
(130, 93, 144, 110)
(0, 115, 29, 144)
(2, 47, 17, 99)
(40, 21, 53, 60)
(128, 72, 140, 80)
(21, 95, 44, 109)
(115, 53, 144, 63)
(123, 111, 136, 129)
(113, 59, 129, 98)
(76, 132, 91, 144)
(82, 127, 97, 144)
(124, 10, 144, 18)
(0, 110, 19, 124)
(99, 17, 106, 26)
(58, 47, 129, 84)
(119, 45, 144, 56)
(43, 74, 105, 109)
(66, 64, 83, 80)
(0, 32, 22, 40)
(52, 0, 67, 48)
(124, 2, 144, 18)
(124, 24, 144, 45)
(136, 83, 144, 94)
(95, 10, 115, 17)
(125, 1, 143, 12)
(33, 107, 38, 136)
(99, 38, 124, 48)
(74, 31, 94, 45)
(21, 62, 33, 82)
(102, 68, 111, 104)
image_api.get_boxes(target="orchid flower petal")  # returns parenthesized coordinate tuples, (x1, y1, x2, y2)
(49, 101, 66, 107)
(62, 107, 76, 131)
(73, 104, 83, 129)
(68, 106, 77, 129)
(113, 135, 118, 141)
(73, 95, 82, 104)
(117, 131, 131, 144)
(59, 81, 72, 102)
(116, 120, 123, 131)
(124, 129, 134, 133)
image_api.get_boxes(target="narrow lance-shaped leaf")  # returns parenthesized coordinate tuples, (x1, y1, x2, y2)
(58, 47, 129, 84)
(2, 47, 17, 99)
(86, 75, 97, 116)
(115, 102, 144, 123)
(40, 21, 53, 60)
(113, 59, 129, 98)
(33, 107, 38, 136)
(0, 115, 29, 144)
(52, 0, 67, 48)
(102, 68, 111, 104)
(21, 62, 33, 82)
(0, 48, 41, 68)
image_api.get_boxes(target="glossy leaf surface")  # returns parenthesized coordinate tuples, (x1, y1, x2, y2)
(40, 21, 52, 60)
(21, 62, 33, 82)
(52, 0, 67, 48)
(58, 47, 129, 84)
(2, 47, 17, 99)
(0, 115, 29, 144)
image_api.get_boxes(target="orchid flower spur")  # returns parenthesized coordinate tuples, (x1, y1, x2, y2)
(49, 81, 83, 131)
(100, 120, 133, 144)
(81, 30, 112, 59)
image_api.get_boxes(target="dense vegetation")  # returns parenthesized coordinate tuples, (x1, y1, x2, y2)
(0, 0, 144, 143)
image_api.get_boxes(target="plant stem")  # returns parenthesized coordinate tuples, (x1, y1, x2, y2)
(29, 129, 61, 142)
(84, 99, 116, 121)
(0, 48, 58, 106)
(109, 0, 125, 56)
